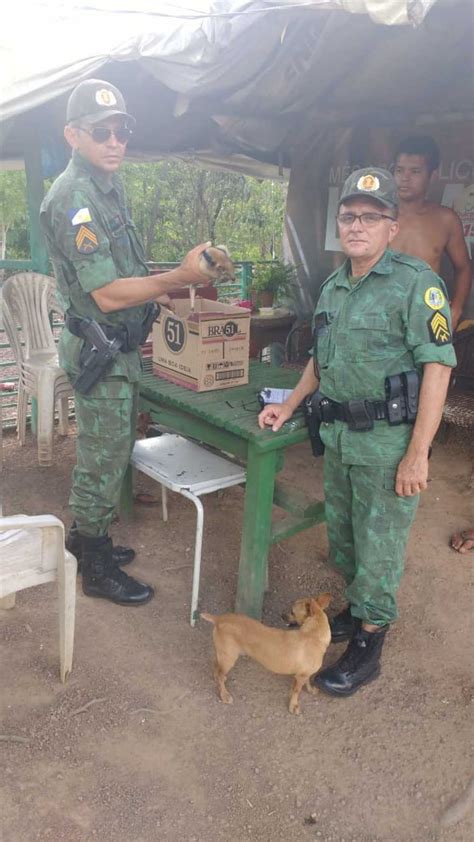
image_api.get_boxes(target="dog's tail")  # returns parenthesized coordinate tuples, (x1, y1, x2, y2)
(200, 612, 216, 624)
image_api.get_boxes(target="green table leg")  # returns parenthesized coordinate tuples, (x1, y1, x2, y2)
(120, 464, 134, 522)
(235, 445, 278, 619)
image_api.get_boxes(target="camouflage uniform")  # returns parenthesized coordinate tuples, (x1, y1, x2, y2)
(40, 151, 149, 536)
(314, 249, 456, 625)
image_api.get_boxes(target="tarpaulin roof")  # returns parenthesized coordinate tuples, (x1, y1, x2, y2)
(1, 0, 471, 174)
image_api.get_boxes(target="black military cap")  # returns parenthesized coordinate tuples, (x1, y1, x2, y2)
(66, 78, 135, 127)
(338, 167, 399, 210)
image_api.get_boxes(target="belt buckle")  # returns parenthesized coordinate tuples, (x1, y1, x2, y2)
(345, 399, 374, 432)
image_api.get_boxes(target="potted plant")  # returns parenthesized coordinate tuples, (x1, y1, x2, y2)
(252, 260, 297, 309)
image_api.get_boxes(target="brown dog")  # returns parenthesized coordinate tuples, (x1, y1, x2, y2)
(201, 593, 331, 715)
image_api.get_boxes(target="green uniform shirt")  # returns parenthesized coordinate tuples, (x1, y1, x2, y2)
(40, 151, 149, 382)
(313, 249, 457, 466)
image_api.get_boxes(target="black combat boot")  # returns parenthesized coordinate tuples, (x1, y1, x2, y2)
(330, 606, 360, 643)
(66, 521, 135, 572)
(80, 534, 154, 606)
(311, 625, 388, 696)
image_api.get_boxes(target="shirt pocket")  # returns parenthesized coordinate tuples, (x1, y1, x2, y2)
(313, 311, 332, 368)
(346, 313, 391, 360)
(108, 217, 135, 277)
(126, 221, 147, 266)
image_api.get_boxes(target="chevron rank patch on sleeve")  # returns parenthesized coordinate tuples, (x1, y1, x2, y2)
(428, 311, 451, 345)
(75, 225, 99, 254)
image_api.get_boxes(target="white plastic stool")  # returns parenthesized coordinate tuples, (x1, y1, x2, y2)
(0, 515, 77, 682)
(131, 435, 246, 625)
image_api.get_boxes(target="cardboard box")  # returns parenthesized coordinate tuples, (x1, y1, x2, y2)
(152, 299, 250, 391)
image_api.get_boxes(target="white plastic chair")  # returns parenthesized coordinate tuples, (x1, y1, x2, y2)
(131, 435, 246, 625)
(0, 514, 77, 682)
(0, 387, 3, 475)
(1, 273, 73, 466)
(0, 302, 5, 474)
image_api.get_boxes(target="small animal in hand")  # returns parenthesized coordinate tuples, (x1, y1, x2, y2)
(201, 593, 331, 715)
(198, 245, 235, 283)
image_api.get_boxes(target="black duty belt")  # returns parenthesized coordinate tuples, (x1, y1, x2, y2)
(304, 371, 420, 454)
(319, 397, 408, 431)
(66, 312, 150, 353)
(317, 371, 420, 432)
(65, 306, 159, 394)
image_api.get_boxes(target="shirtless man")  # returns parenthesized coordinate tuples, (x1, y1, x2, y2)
(393, 135, 472, 329)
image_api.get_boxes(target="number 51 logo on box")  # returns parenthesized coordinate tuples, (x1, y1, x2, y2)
(164, 316, 186, 353)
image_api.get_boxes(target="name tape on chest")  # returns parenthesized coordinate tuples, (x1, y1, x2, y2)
(428, 311, 451, 345)
(75, 224, 99, 254)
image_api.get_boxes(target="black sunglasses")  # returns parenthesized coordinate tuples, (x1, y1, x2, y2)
(78, 125, 133, 144)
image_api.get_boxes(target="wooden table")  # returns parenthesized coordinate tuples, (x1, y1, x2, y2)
(124, 361, 325, 619)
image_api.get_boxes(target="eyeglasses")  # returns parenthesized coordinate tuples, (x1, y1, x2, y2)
(78, 125, 133, 144)
(337, 212, 395, 227)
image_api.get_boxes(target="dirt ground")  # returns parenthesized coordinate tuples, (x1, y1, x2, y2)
(1, 422, 473, 842)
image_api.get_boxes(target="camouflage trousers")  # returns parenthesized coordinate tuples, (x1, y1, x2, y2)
(70, 377, 139, 537)
(323, 445, 419, 625)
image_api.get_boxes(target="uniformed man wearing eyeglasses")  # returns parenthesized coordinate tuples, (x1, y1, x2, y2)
(259, 167, 456, 696)
(41, 79, 210, 607)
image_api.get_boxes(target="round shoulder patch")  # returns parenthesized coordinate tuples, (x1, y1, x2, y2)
(424, 287, 445, 310)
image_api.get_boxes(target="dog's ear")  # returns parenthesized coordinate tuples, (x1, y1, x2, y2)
(308, 598, 320, 616)
(305, 598, 314, 616)
(315, 593, 331, 611)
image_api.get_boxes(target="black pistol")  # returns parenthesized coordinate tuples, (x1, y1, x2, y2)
(73, 319, 123, 395)
(304, 390, 325, 457)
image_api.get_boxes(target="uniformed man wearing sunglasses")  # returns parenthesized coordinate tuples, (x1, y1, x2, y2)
(41, 79, 211, 608)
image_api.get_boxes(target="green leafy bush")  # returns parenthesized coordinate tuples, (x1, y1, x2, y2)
(252, 259, 297, 298)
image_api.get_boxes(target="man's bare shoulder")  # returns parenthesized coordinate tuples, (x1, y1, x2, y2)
(422, 202, 460, 228)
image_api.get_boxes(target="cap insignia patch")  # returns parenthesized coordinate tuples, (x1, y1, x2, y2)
(428, 312, 450, 345)
(424, 287, 445, 310)
(357, 174, 380, 192)
(95, 89, 117, 107)
(75, 225, 99, 254)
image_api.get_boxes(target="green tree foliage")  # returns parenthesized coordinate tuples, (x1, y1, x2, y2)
(0, 161, 286, 264)
(0, 170, 28, 261)
(121, 161, 286, 262)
